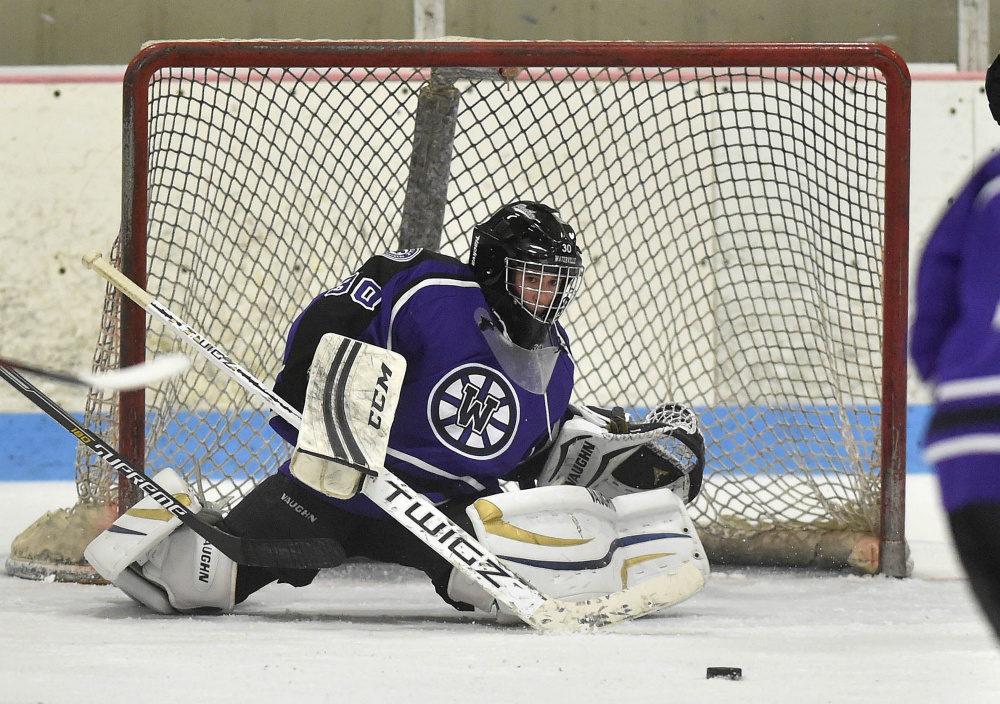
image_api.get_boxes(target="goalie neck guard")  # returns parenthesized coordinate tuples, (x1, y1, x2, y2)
(469, 201, 584, 349)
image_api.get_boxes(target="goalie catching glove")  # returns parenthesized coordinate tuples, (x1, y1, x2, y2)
(536, 402, 705, 503)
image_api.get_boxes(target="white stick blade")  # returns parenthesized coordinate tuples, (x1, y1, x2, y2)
(529, 561, 707, 632)
(82, 353, 191, 391)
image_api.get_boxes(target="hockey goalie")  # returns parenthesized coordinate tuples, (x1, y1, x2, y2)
(84, 200, 710, 625)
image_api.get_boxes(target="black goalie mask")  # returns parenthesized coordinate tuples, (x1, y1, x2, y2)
(469, 202, 585, 348)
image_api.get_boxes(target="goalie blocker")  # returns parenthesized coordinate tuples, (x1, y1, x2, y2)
(289, 333, 405, 499)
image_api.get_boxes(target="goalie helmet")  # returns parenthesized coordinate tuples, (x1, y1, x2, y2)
(469, 201, 585, 348)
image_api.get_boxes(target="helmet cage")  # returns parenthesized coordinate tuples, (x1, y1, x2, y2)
(505, 257, 584, 325)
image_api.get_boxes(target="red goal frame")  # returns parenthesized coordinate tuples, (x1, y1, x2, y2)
(114, 40, 910, 576)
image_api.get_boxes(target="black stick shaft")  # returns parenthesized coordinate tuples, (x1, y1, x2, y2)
(0, 356, 88, 387)
(0, 365, 344, 570)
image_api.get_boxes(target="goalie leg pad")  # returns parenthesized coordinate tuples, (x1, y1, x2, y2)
(445, 568, 522, 625)
(84, 467, 235, 613)
(446, 567, 495, 614)
(465, 485, 709, 606)
(141, 525, 237, 613)
(84, 467, 203, 582)
(111, 565, 177, 615)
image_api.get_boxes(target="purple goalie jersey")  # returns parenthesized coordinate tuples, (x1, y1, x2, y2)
(269, 248, 575, 515)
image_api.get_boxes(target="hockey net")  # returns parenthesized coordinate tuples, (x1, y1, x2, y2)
(7, 40, 910, 581)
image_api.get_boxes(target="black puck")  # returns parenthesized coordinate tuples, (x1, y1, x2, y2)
(706, 667, 742, 680)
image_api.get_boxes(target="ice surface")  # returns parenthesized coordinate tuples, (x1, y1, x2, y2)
(1, 476, 998, 704)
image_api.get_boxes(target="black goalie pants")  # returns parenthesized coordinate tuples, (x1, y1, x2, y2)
(219, 472, 483, 610)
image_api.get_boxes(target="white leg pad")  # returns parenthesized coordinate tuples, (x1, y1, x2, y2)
(84, 468, 202, 582)
(111, 565, 177, 615)
(141, 525, 237, 613)
(465, 485, 710, 606)
(445, 568, 522, 625)
(446, 567, 496, 613)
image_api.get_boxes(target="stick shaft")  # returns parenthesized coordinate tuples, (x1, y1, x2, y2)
(0, 364, 344, 570)
(0, 353, 190, 391)
(85, 251, 302, 424)
(0, 356, 87, 387)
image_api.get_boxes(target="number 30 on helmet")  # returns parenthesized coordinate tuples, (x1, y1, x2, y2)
(469, 201, 585, 348)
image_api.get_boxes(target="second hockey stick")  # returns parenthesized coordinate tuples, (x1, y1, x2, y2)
(84, 251, 706, 632)
(0, 353, 191, 391)
(0, 364, 345, 571)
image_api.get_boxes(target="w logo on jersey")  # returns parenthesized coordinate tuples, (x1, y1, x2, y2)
(456, 383, 501, 433)
(429, 364, 519, 460)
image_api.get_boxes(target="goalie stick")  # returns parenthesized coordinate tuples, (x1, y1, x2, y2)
(0, 364, 346, 571)
(84, 251, 706, 632)
(0, 353, 191, 391)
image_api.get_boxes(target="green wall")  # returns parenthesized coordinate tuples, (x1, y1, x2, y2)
(2, 0, 995, 66)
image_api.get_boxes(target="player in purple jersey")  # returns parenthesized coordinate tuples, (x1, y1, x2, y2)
(910, 56, 1000, 640)
(213, 201, 587, 608)
(85, 200, 708, 618)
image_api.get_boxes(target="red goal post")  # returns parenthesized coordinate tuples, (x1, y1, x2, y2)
(7, 40, 910, 581)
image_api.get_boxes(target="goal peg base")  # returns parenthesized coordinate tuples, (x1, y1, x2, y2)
(6, 502, 115, 584)
(699, 526, 913, 576)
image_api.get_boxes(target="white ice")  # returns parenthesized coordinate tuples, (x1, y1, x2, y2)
(1, 475, 998, 704)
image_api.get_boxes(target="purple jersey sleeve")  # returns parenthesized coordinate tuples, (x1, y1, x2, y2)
(269, 249, 471, 444)
(911, 152, 1000, 385)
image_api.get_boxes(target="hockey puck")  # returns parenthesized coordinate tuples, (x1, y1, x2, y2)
(706, 667, 742, 680)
